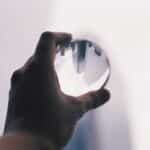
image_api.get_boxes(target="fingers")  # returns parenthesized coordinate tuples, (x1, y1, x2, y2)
(77, 89, 110, 113)
(53, 32, 72, 46)
(33, 31, 72, 94)
(35, 31, 72, 64)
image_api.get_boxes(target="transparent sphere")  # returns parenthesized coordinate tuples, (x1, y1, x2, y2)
(55, 39, 111, 97)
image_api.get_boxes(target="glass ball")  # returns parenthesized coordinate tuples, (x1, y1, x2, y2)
(55, 39, 111, 96)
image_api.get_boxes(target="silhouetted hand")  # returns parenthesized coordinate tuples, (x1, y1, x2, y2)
(4, 32, 110, 149)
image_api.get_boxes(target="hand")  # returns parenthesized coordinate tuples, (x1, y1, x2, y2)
(4, 32, 110, 149)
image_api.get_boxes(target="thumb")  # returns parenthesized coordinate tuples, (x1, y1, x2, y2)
(77, 89, 110, 113)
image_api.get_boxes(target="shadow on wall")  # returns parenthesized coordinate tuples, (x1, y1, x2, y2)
(64, 57, 133, 150)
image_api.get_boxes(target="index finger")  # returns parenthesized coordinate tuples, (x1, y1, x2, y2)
(35, 31, 72, 64)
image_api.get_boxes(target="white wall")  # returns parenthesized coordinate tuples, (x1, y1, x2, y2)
(0, 0, 150, 150)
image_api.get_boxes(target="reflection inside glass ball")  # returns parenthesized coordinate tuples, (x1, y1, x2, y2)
(55, 39, 111, 96)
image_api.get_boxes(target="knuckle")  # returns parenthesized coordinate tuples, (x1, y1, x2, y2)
(40, 31, 53, 40)
(11, 69, 22, 84)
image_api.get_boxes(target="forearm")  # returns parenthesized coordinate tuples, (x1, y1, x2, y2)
(0, 132, 57, 150)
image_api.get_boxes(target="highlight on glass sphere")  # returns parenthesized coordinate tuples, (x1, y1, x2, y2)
(55, 39, 111, 97)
